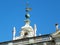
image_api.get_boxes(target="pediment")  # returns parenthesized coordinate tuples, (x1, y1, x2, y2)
(52, 30, 60, 36)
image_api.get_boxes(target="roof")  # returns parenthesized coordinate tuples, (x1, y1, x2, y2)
(0, 34, 53, 44)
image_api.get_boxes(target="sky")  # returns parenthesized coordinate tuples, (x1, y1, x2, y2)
(0, 0, 60, 42)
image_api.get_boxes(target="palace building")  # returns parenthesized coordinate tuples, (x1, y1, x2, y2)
(0, 0, 60, 45)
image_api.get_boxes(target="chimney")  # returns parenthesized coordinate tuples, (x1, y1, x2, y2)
(55, 24, 59, 31)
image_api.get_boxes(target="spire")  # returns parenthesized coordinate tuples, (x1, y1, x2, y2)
(12, 27, 16, 40)
(34, 24, 37, 36)
(25, 0, 32, 26)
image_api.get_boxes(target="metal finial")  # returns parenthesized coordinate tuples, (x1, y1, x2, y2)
(25, 0, 31, 19)
(26, 0, 29, 7)
(25, 13, 30, 19)
(26, 0, 32, 12)
(24, 0, 32, 25)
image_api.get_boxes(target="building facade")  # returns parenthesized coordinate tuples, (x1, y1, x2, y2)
(0, 34, 55, 45)
(0, 30, 60, 45)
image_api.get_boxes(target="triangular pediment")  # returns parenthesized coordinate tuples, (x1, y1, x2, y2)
(52, 30, 60, 36)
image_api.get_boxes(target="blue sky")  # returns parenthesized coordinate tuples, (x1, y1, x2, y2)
(0, 0, 60, 42)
